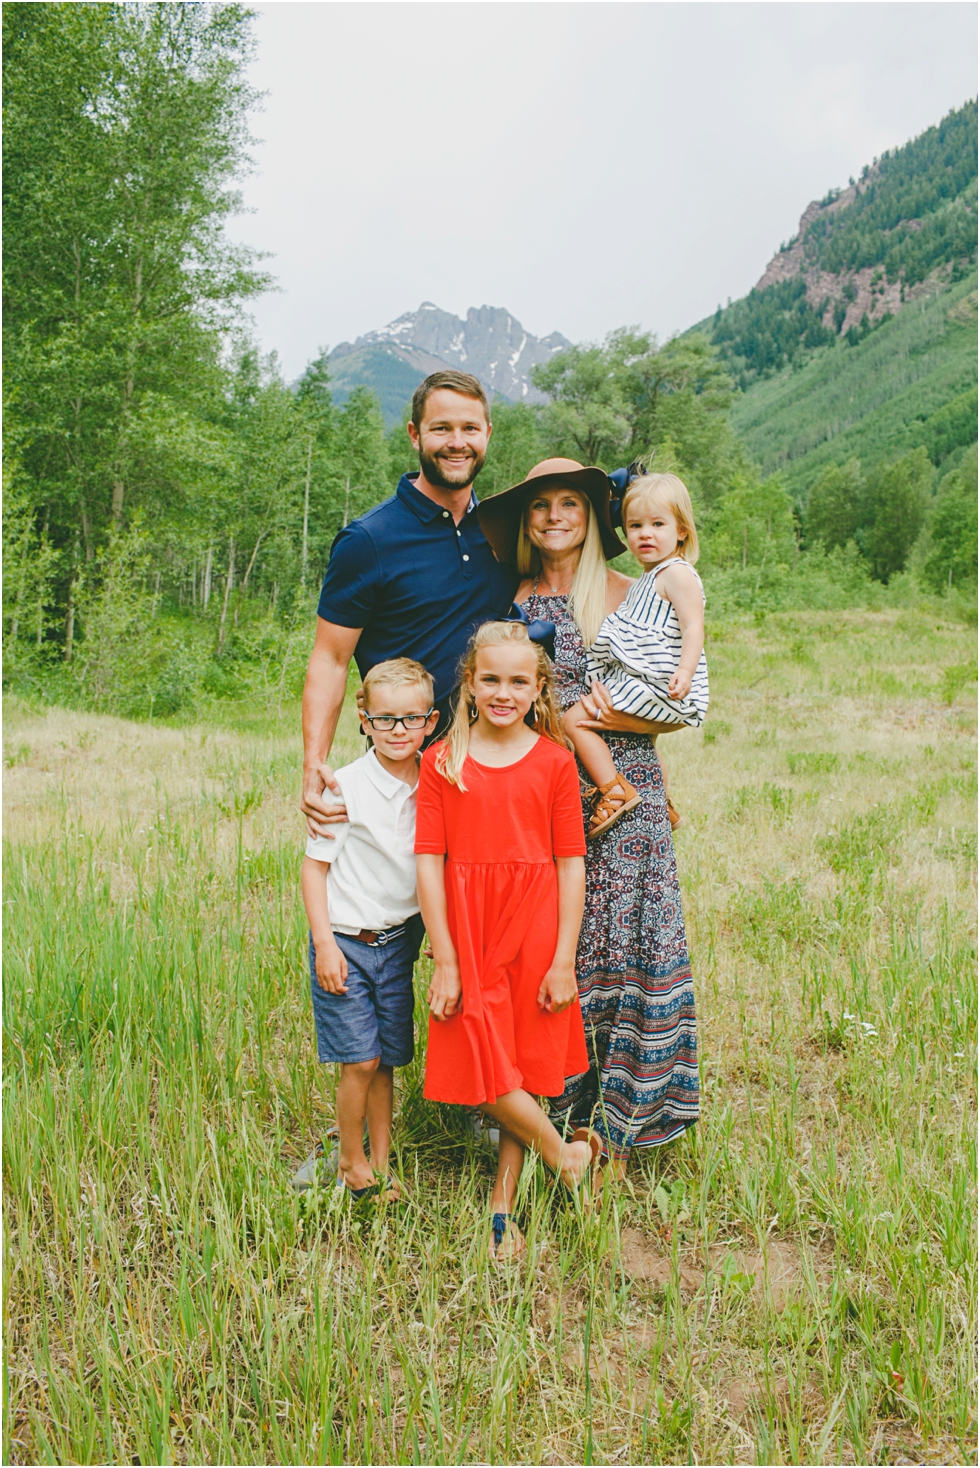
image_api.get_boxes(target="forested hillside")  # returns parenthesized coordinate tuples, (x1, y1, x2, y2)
(710, 101, 977, 601)
(730, 274, 977, 493)
(705, 102, 977, 388)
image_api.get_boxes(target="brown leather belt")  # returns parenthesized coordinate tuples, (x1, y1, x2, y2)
(346, 924, 407, 947)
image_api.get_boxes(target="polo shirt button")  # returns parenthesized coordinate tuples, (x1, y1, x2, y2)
(442, 511, 449, 518)
(463, 554, 470, 561)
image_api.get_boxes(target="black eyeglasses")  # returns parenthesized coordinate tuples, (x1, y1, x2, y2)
(361, 710, 434, 731)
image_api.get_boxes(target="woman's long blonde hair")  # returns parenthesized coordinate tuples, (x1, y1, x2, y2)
(515, 490, 609, 648)
(436, 621, 569, 790)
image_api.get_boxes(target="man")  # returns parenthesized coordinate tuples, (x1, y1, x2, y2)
(301, 370, 517, 834)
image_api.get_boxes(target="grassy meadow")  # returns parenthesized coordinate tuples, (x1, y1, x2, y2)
(3, 609, 977, 1466)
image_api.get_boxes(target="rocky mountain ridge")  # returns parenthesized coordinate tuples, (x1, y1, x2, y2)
(755, 169, 945, 338)
(704, 102, 977, 391)
(328, 303, 571, 423)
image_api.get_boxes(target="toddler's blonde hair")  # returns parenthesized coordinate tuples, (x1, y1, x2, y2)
(358, 657, 434, 712)
(621, 472, 699, 564)
(437, 622, 568, 790)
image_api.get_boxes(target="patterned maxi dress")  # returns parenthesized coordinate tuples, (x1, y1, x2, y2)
(521, 588, 699, 1160)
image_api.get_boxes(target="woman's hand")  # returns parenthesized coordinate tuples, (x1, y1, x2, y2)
(427, 959, 462, 1021)
(575, 681, 678, 736)
(537, 962, 578, 1013)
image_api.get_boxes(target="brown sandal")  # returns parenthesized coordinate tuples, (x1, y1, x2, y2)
(587, 775, 641, 840)
(571, 1127, 604, 1167)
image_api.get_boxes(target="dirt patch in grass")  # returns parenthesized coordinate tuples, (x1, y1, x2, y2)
(619, 1227, 818, 1314)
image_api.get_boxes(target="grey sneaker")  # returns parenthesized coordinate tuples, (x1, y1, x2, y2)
(290, 1136, 340, 1192)
(468, 1111, 500, 1149)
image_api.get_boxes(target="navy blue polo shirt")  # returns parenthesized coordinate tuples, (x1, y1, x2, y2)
(317, 474, 519, 705)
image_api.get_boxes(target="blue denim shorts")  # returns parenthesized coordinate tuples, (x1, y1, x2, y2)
(308, 915, 423, 1066)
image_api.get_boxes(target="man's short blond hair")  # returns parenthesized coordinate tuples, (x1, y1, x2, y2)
(358, 657, 434, 711)
(621, 472, 700, 564)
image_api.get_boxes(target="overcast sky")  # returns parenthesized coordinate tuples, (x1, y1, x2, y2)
(231, 2, 978, 378)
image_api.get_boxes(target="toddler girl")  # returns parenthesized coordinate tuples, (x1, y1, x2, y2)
(415, 621, 599, 1260)
(564, 473, 708, 840)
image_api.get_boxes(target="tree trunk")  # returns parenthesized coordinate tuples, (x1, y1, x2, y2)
(217, 538, 235, 650)
(203, 547, 213, 609)
(64, 538, 79, 662)
(302, 436, 312, 586)
(239, 531, 266, 596)
(343, 473, 351, 528)
(233, 530, 267, 628)
(113, 252, 143, 525)
(79, 496, 94, 563)
(36, 506, 50, 648)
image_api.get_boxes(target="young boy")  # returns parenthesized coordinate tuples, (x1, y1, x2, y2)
(296, 657, 438, 1199)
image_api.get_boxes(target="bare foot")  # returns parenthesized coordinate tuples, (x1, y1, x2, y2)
(491, 1218, 525, 1262)
(338, 1159, 374, 1191)
(594, 1157, 627, 1192)
(558, 1138, 594, 1190)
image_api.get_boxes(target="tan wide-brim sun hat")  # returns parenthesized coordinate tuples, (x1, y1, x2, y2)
(477, 457, 627, 565)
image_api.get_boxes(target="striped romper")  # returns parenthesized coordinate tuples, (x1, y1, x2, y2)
(586, 556, 709, 727)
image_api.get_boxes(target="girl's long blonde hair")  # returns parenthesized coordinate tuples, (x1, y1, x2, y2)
(515, 491, 609, 648)
(436, 621, 569, 790)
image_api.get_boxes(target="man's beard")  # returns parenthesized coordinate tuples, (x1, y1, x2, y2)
(417, 442, 486, 491)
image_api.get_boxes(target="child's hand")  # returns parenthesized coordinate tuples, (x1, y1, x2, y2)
(537, 963, 578, 1014)
(315, 939, 349, 995)
(667, 667, 693, 701)
(428, 959, 462, 1021)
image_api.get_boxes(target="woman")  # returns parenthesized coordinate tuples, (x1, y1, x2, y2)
(477, 457, 699, 1173)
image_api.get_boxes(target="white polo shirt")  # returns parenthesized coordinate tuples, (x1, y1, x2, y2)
(305, 749, 419, 935)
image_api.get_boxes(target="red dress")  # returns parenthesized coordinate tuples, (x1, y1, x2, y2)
(415, 736, 589, 1105)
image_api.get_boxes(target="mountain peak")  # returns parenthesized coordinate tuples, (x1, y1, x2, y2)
(328, 303, 571, 423)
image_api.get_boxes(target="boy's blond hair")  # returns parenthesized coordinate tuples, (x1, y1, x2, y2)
(358, 657, 434, 712)
(621, 472, 700, 564)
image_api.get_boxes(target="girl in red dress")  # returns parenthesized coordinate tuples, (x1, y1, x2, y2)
(415, 621, 598, 1259)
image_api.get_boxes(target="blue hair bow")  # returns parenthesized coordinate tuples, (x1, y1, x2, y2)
(607, 459, 648, 529)
(505, 602, 556, 662)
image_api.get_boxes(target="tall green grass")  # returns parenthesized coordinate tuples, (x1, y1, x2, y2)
(3, 610, 976, 1464)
